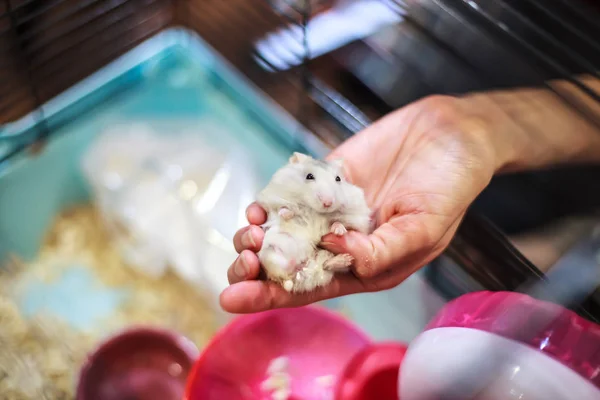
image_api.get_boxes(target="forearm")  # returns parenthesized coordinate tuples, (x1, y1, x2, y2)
(460, 75, 600, 174)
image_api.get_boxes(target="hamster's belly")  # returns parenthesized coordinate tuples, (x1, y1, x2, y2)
(282, 213, 330, 245)
(262, 211, 331, 262)
(263, 225, 314, 261)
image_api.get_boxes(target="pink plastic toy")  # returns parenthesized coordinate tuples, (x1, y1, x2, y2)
(401, 291, 600, 400)
(77, 326, 199, 400)
(81, 292, 600, 399)
(185, 292, 600, 400)
(184, 305, 383, 399)
(335, 342, 407, 400)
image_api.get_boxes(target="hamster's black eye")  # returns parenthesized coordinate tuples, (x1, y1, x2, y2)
(335, 176, 341, 182)
(306, 173, 315, 180)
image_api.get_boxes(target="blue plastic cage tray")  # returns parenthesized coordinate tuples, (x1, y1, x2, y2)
(0, 27, 332, 333)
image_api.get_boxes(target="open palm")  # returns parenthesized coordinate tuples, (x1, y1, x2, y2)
(220, 96, 498, 313)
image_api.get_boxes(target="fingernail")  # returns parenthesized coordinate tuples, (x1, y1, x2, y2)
(242, 229, 256, 248)
(234, 255, 248, 278)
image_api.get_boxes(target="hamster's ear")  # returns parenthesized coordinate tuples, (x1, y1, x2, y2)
(289, 152, 310, 164)
(330, 158, 344, 170)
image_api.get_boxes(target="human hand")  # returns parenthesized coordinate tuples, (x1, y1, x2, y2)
(220, 95, 509, 313)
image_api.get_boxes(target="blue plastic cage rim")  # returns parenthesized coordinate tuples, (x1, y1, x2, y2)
(0, 27, 331, 158)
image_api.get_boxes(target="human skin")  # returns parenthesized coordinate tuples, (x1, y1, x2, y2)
(221, 76, 600, 314)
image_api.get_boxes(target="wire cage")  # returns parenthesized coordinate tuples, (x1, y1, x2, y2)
(1, 0, 600, 318)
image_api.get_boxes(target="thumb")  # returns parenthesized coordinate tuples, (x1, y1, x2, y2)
(321, 224, 407, 279)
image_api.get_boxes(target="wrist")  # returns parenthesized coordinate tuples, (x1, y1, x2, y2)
(458, 82, 600, 174)
(455, 92, 526, 174)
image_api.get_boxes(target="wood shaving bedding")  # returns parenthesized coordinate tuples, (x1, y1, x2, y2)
(0, 204, 219, 399)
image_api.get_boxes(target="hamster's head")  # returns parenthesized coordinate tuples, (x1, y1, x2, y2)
(274, 152, 348, 213)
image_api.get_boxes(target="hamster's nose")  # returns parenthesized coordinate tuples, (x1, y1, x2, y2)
(318, 195, 333, 208)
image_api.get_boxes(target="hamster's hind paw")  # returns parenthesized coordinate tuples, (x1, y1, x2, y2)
(330, 222, 347, 236)
(324, 254, 354, 271)
(278, 207, 295, 221)
(283, 280, 294, 292)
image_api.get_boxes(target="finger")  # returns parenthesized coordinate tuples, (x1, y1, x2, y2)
(362, 220, 463, 292)
(227, 250, 262, 284)
(322, 215, 456, 279)
(219, 274, 364, 314)
(246, 203, 267, 225)
(321, 221, 417, 279)
(233, 225, 264, 253)
(321, 233, 422, 291)
(320, 232, 347, 254)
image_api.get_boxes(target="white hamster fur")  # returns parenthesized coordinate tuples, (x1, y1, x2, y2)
(256, 152, 372, 293)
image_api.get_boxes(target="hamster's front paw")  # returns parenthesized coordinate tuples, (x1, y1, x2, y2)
(324, 253, 354, 271)
(330, 221, 347, 236)
(278, 207, 294, 221)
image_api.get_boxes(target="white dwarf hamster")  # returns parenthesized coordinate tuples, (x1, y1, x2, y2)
(256, 152, 372, 293)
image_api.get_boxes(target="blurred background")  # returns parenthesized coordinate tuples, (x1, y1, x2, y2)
(0, 0, 599, 398)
